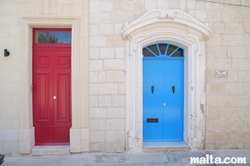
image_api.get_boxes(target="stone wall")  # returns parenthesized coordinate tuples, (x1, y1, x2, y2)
(205, 0, 250, 149)
(89, 0, 127, 152)
(0, 0, 250, 155)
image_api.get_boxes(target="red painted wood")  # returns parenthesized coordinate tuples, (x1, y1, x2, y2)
(33, 28, 71, 146)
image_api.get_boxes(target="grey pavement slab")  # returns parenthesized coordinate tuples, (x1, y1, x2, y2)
(3, 149, 250, 166)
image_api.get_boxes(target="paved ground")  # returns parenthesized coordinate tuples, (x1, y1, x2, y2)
(3, 149, 250, 166)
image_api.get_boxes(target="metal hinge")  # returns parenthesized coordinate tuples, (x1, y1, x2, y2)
(30, 85, 34, 92)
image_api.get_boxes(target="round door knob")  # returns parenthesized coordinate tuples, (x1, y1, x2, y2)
(163, 103, 166, 106)
(53, 96, 56, 99)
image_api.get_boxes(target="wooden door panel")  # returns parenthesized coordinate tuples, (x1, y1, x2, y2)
(34, 73, 53, 125)
(36, 55, 50, 68)
(57, 55, 70, 68)
(54, 127, 70, 144)
(55, 74, 71, 124)
(54, 50, 71, 69)
(35, 127, 54, 146)
(35, 51, 53, 70)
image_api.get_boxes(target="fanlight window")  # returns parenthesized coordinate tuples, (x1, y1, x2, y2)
(143, 43, 183, 57)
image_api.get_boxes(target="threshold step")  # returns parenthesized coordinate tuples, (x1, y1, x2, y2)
(31, 146, 70, 156)
(143, 142, 190, 152)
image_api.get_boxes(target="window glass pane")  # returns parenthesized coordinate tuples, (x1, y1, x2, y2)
(143, 43, 184, 58)
(172, 48, 184, 57)
(147, 45, 159, 56)
(166, 45, 178, 56)
(158, 44, 167, 55)
(142, 48, 154, 57)
(36, 31, 71, 43)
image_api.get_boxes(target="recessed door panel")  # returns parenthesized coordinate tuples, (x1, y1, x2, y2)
(36, 74, 52, 122)
(53, 50, 71, 131)
(55, 74, 71, 122)
(35, 127, 54, 145)
(54, 127, 70, 145)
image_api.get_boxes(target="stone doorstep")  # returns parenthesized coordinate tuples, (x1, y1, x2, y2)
(142, 141, 191, 153)
(31, 146, 70, 156)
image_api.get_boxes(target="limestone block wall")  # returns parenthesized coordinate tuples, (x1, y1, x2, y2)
(0, 0, 250, 155)
(89, 0, 127, 152)
(205, 1, 250, 149)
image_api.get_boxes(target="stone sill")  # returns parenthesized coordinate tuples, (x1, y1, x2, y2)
(143, 141, 190, 152)
(31, 146, 70, 156)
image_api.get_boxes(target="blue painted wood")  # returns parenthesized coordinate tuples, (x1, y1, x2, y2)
(143, 59, 164, 141)
(162, 60, 184, 141)
(164, 44, 169, 56)
(143, 43, 184, 142)
(156, 44, 161, 56)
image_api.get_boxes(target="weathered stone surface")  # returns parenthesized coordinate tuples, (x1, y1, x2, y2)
(90, 131, 105, 142)
(104, 59, 125, 70)
(90, 95, 98, 107)
(228, 47, 248, 58)
(90, 108, 107, 119)
(90, 60, 103, 72)
(90, 48, 100, 59)
(244, 83, 250, 95)
(207, 82, 224, 94)
(99, 24, 114, 35)
(108, 107, 125, 118)
(90, 72, 98, 83)
(90, 36, 106, 47)
(106, 119, 124, 130)
(232, 59, 250, 70)
(222, 35, 244, 46)
(90, 83, 118, 95)
(210, 22, 225, 33)
(100, 47, 114, 59)
(99, 95, 112, 107)
(238, 71, 250, 82)
(225, 83, 243, 94)
(107, 71, 125, 82)
(229, 95, 250, 107)
(207, 11, 221, 21)
(225, 23, 244, 34)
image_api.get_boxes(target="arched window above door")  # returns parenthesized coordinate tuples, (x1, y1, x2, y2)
(143, 43, 183, 57)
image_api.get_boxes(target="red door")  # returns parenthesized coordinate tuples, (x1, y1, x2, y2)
(32, 28, 71, 145)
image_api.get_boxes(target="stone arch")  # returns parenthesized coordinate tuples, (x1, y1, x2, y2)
(122, 9, 210, 152)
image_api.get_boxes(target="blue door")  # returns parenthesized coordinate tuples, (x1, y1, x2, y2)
(143, 43, 184, 142)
